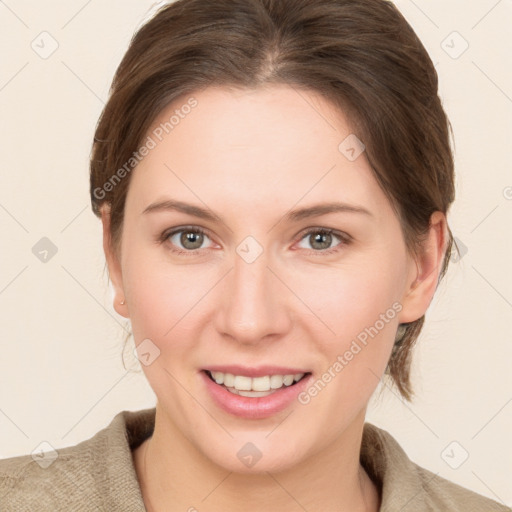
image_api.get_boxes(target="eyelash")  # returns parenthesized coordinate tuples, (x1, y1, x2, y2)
(159, 226, 352, 256)
(159, 226, 210, 256)
(296, 228, 352, 254)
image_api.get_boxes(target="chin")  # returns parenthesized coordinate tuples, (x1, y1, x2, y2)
(194, 430, 310, 475)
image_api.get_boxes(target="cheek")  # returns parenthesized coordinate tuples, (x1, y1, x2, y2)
(121, 245, 219, 384)
(122, 255, 203, 404)
(125, 270, 200, 347)
(293, 258, 403, 338)
(123, 261, 169, 339)
(291, 258, 403, 398)
(120, 230, 204, 334)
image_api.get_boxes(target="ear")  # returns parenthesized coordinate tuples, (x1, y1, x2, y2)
(399, 211, 448, 323)
(100, 204, 129, 318)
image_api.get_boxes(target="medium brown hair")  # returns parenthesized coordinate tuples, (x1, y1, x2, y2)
(90, 0, 455, 401)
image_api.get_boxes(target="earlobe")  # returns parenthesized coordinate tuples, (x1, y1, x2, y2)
(100, 205, 129, 318)
(399, 212, 448, 323)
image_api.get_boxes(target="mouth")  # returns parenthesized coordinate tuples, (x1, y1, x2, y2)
(203, 369, 312, 398)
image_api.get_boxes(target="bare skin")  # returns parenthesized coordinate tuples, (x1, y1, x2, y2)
(102, 85, 447, 512)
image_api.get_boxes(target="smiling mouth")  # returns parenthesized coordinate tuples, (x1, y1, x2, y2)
(204, 370, 311, 397)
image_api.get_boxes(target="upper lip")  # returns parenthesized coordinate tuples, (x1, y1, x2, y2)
(203, 365, 311, 378)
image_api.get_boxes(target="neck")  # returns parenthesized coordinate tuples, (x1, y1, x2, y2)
(133, 407, 380, 512)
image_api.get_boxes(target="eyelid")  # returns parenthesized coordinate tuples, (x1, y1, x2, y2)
(160, 225, 352, 255)
(160, 225, 217, 254)
(295, 226, 352, 242)
(293, 227, 352, 254)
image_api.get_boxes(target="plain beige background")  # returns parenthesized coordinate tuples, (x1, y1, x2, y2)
(0, 0, 511, 506)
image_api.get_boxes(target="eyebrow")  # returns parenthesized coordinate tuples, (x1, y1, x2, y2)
(142, 199, 373, 222)
(286, 202, 372, 221)
(142, 199, 222, 222)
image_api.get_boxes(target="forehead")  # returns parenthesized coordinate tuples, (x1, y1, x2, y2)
(127, 85, 390, 218)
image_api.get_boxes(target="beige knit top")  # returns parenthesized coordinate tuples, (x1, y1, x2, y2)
(0, 408, 509, 511)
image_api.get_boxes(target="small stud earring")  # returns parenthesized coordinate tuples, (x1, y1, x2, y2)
(120, 300, 125, 305)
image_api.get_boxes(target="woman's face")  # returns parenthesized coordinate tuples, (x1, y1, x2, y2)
(109, 85, 432, 473)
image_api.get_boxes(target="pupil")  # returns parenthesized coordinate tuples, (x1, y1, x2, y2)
(181, 231, 203, 249)
(312, 232, 331, 250)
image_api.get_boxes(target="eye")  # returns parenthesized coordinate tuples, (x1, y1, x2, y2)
(161, 226, 215, 254)
(296, 228, 351, 254)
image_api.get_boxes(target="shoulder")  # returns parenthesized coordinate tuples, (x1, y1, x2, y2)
(362, 423, 511, 512)
(0, 408, 155, 511)
(413, 463, 510, 511)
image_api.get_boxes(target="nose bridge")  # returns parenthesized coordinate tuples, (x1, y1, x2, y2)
(216, 245, 290, 344)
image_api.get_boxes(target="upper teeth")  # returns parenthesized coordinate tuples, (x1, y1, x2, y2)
(209, 371, 305, 391)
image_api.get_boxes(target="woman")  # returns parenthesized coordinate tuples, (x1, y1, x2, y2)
(0, 0, 509, 510)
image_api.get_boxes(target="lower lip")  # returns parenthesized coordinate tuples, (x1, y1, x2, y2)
(200, 370, 312, 420)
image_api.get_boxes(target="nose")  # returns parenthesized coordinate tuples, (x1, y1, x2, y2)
(214, 247, 292, 346)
